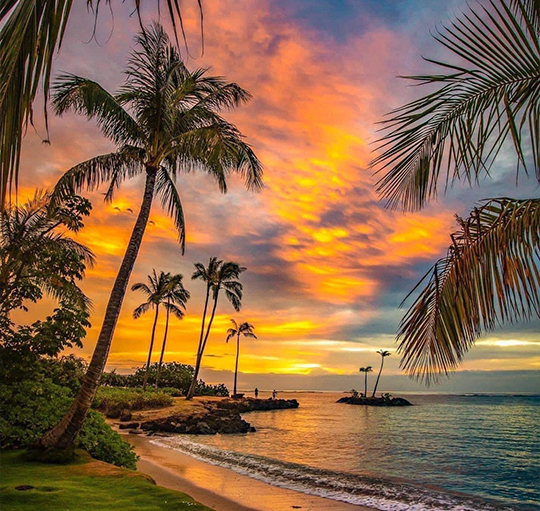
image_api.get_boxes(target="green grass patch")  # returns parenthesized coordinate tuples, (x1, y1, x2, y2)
(0, 450, 213, 511)
(93, 387, 174, 411)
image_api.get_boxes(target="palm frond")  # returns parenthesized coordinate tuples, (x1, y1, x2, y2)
(155, 167, 186, 252)
(163, 302, 184, 319)
(133, 301, 152, 319)
(397, 198, 540, 383)
(372, 0, 540, 211)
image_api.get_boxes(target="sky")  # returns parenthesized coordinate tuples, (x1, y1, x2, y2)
(14, 0, 540, 392)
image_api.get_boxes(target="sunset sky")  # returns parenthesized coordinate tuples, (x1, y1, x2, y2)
(15, 0, 540, 390)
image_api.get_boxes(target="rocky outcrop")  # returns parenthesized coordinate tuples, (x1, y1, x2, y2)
(134, 398, 299, 435)
(337, 396, 412, 406)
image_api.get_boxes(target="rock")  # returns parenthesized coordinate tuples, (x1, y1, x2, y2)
(119, 409, 132, 422)
(105, 408, 121, 419)
(337, 396, 412, 406)
(128, 429, 143, 435)
(119, 422, 140, 429)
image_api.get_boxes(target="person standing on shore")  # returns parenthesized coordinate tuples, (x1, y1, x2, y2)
(255, 388, 259, 398)
(272, 389, 277, 399)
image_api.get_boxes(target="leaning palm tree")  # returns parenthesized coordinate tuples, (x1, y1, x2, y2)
(132, 270, 171, 391)
(156, 273, 190, 388)
(372, 351, 390, 397)
(0, 1, 204, 211)
(226, 320, 257, 396)
(358, 366, 372, 398)
(40, 24, 262, 452)
(186, 258, 246, 399)
(371, 0, 540, 383)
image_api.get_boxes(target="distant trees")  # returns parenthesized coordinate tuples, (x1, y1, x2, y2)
(186, 258, 246, 399)
(358, 366, 372, 397)
(226, 320, 257, 396)
(41, 24, 262, 452)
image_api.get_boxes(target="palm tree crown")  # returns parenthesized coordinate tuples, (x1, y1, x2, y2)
(371, 0, 540, 383)
(227, 320, 257, 396)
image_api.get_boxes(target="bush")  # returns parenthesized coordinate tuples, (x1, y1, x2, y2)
(93, 387, 173, 412)
(0, 377, 138, 470)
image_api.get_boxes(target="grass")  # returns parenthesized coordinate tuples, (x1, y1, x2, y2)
(0, 450, 213, 511)
(93, 387, 174, 411)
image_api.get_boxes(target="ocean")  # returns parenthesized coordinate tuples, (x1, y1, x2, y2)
(150, 391, 540, 511)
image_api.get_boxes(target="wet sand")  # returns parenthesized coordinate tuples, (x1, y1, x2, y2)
(127, 433, 370, 511)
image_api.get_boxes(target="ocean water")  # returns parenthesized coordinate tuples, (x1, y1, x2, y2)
(151, 392, 540, 511)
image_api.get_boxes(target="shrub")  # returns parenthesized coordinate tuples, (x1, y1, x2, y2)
(0, 377, 138, 469)
(93, 387, 173, 412)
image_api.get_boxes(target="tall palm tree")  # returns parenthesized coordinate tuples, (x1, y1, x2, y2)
(186, 258, 246, 399)
(132, 270, 170, 390)
(372, 351, 390, 397)
(371, 0, 540, 383)
(358, 366, 372, 398)
(226, 320, 257, 396)
(0, 0, 204, 211)
(39, 24, 262, 452)
(0, 191, 94, 316)
(156, 273, 190, 388)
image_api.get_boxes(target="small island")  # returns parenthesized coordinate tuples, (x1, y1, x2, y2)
(337, 395, 412, 407)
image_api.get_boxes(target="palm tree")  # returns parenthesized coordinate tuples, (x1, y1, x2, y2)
(372, 351, 390, 397)
(226, 320, 257, 396)
(186, 258, 246, 399)
(39, 24, 262, 452)
(156, 273, 190, 388)
(132, 270, 170, 390)
(371, 0, 540, 383)
(0, 191, 94, 316)
(358, 366, 372, 398)
(0, 1, 204, 211)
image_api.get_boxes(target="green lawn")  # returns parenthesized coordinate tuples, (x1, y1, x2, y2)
(0, 450, 214, 511)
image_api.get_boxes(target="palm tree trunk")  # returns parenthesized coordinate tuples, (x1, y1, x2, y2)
(233, 332, 240, 396)
(40, 167, 157, 451)
(186, 289, 219, 399)
(142, 304, 160, 391)
(364, 371, 368, 398)
(156, 300, 170, 388)
(186, 285, 210, 399)
(372, 358, 385, 397)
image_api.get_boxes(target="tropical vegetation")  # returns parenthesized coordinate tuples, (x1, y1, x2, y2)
(372, 0, 540, 383)
(372, 350, 390, 397)
(132, 270, 189, 390)
(358, 366, 373, 397)
(40, 23, 262, 452)
(226, 320, 257, 396)
(186, 258, 246, 399)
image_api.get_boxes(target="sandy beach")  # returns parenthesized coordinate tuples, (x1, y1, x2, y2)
(126, 433, 370, 511)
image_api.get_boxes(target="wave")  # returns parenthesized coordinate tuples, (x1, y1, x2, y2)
(150, 436, 520, 511)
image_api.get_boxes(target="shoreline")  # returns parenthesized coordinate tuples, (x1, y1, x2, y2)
(126, 433, 370, 511)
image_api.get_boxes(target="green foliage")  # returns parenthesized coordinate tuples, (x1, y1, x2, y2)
(93, 387, 173, 412)
(0, 373, 137, 470)
(100, 362, 229, 397)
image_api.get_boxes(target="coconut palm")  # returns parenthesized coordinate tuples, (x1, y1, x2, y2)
(156, 273, 190, 388)
(0, 1, 204, 211)
(371, 0, 540, 383)
(0, 191, 94, 316)
(132, 270, 185, 390)
(372, 351, 390, 397)
(186, 258, 246, 399)
(226, 320, 257, 396)
(358, 366, 373, 398)
(40, 24, 262, 451)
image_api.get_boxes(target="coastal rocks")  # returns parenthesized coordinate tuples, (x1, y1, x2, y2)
(118, 422, 140, 429)
(337, 396, 412, 406)
(105, 408, 132, 421)
(137, 398, 297, 436)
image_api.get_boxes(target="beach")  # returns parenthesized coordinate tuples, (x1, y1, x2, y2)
(127, 433, 367, 511)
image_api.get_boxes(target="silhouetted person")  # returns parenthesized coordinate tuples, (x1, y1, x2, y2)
(254, 387, 259, 398)
(272, 389, 277, 400)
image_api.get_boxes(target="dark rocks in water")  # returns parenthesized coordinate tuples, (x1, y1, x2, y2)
(105, 408, 121, 419)
(140, 398, 298, 435)
(119, 422, 140, 429)
(337, 396, 412, 406)
(128, 429, 143, 435)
